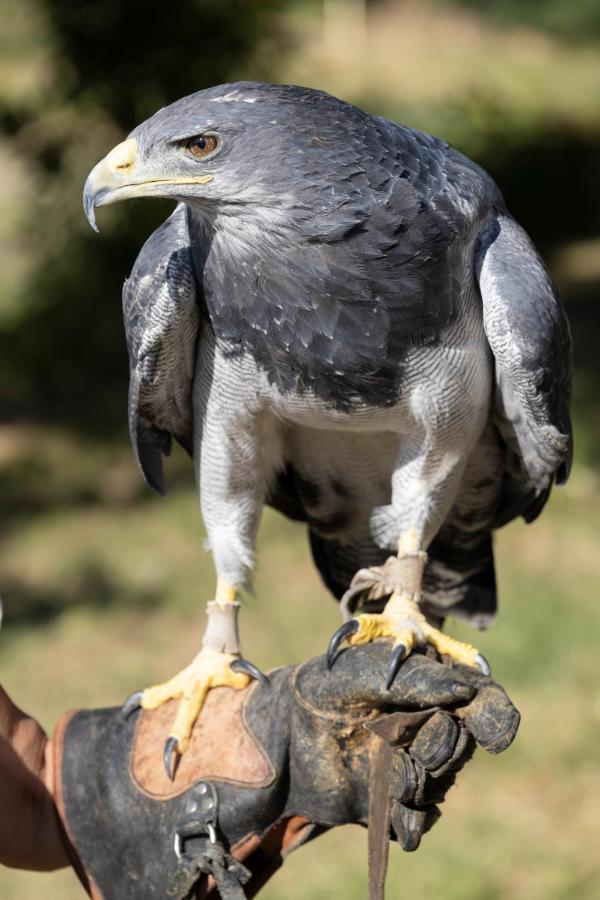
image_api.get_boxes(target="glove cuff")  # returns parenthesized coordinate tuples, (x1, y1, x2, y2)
(50, 710, 97, 897)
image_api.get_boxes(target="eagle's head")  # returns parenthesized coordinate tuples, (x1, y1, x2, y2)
(83, 81, 375, 233)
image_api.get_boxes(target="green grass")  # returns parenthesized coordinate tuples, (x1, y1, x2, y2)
(0, 425, 599, 899)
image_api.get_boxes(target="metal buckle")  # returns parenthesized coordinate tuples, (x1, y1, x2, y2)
(173, 781, 219, 859)
(174, 822, 216, 859)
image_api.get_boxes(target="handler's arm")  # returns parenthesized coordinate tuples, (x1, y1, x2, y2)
(0, 686, 69, 871)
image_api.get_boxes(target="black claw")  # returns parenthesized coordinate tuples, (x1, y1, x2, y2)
(386, 644, 407, 690)
(230, 657, 270, 686)
(122, 690, 143, 719)
(326, 619, 359, 670)
(475, 653, 491, 677)
(164, 736, 180, 781)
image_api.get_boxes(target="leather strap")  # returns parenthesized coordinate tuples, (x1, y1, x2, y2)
(367, 737, 393, 900)
(364, 708, 439, 899)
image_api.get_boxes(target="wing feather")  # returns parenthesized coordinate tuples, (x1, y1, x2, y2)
(476, 211, 573, 523)
(123, 204, 200, 495)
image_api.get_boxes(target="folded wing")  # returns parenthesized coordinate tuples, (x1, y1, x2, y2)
(476, 211, 573, 525)
(123, 204, 200, 495)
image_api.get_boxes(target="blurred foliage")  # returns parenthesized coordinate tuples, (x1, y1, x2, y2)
(445, 0, 600, 44)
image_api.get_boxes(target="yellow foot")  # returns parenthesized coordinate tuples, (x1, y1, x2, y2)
(327, 593, 490, 689)
(123, 646, 268, 779)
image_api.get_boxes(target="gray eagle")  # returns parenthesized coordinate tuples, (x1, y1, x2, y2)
(84, 82, 572, 776)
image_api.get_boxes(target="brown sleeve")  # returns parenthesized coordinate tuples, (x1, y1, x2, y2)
(0, 685, 69, 872)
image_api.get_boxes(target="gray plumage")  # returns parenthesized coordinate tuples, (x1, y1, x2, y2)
(123, 209, 198, 495)
(118, 82, 572, 626)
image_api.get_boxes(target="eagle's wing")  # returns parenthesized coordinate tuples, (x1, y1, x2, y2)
(123, 203, 200, 496)
(476, 211, 573, 525)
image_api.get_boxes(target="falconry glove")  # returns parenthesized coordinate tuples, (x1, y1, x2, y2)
(0, 643, 519, 899)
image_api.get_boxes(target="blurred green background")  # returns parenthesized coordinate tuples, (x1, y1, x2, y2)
(1, 1, 599, 897)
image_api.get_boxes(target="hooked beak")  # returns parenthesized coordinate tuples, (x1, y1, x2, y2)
(83, 137, 213, 232)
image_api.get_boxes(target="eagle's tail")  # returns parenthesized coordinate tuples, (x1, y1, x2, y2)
(421, 532, 497, 629)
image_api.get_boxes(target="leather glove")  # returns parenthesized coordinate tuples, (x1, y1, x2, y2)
(282, 644, 518, 850)
(0, 643, 519, 899)
(55, 642, 518, 898)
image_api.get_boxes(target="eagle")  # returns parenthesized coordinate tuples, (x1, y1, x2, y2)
(84, 82, 572, 777)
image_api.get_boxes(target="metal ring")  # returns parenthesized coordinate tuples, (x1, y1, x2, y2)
(174, 832, 183, 859)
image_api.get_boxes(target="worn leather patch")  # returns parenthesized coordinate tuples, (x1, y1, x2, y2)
(130, 685, 276, 798)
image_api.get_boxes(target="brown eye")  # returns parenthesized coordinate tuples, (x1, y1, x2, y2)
(187, 135, 218, 159)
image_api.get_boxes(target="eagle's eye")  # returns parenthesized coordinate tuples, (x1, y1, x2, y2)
(187, 135, 219, 159)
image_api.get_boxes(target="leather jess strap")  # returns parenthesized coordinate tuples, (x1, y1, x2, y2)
(367, 737, 393, 900)
(201, 816, 317, 900)
(365, 708, 439, 900)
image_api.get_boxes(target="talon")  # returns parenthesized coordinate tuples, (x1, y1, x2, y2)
(386, 643, 407, 690)
(339, 547, 491, 676)
(164, 736, 180, 781)
(230, 657, 270, 686)
(475, 653, 491, 676)
(327, 619, 359, 669)
(137, 646, 252, 764)
(122, 690, 143, 719)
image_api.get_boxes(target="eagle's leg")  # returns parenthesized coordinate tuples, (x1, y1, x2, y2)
(127, 402, 275, 777)
(327, 530, 490, 686)
(327, 386, 495, 685)
(129, 579, 268, 779)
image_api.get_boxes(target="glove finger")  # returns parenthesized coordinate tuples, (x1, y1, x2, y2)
(453, 674, 520, 753)
(415, 727, 476, 805)
(383, 652, 475, 708)
(430, 721, 475, 777)
(390, 749, 418, 803)
(411, 760, 430, 807)
(306, 645, 475, 714)
(409, 711, 458, 771)
(411, 719, 476, 806)
(390, 800, 440, 852)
